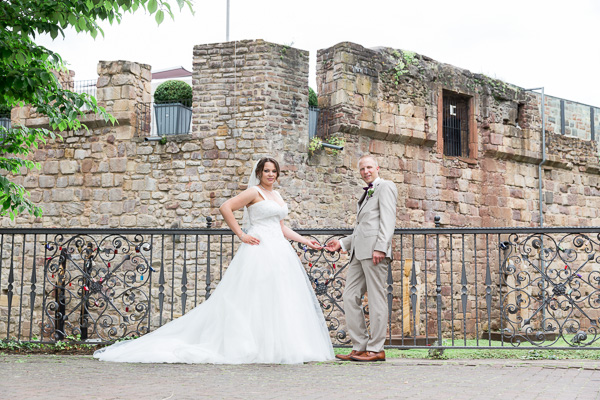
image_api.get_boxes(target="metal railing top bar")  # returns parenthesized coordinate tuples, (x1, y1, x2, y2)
(2, 226, 600, 236)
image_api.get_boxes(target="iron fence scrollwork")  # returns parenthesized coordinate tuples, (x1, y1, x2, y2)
(501, 232, 600, 347)
(295, 234, 351, 345)
(2, 226, 600, 350)
(42, 234, 153, 342)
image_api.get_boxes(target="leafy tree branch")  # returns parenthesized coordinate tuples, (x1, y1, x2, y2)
(0, 0, 193, 219)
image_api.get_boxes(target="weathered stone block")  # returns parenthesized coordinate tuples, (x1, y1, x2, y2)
(109, 158, 127, 172)
(23, 175, 38, 188)
(135, 163, 152, 174)
(43, 161, 59, 175)
(40, 202, 60, 216)
(96, 76, 110, 88)
(137, 214, 158, 227)
(399, 103, 414, 117)
(121, 85, 136, 99)
(120, 215, 136, 226)
(59, 160, 78, 174)
(102, 173, 114, 187)
(74, 149, 89, 159)
(56, 177, 68, 188)
(182, 143, 200, 152)
(108, 188, 123, 201)
(113, 126, 134, 141)
(112, 99, 131, 112)
(380, 113, 395, 128)
(356, 75, 372, 95)
(39, 175, 55, 188)
(137, 145, 154, 155)
(112, 74, 134, 86)
(358, 107, 374, 122)
(110, 202, 123, 215)
(63, 202, 85, 215)
(52, 188, 74, 202)
(97, 87, 121, 101)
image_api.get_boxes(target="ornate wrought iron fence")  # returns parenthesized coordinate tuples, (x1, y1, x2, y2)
(1, 223, 599, 349)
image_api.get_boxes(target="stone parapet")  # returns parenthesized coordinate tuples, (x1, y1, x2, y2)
(191, 39, 311, 221)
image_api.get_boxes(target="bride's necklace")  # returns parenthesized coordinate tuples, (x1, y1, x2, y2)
(259, 184, 273, 193)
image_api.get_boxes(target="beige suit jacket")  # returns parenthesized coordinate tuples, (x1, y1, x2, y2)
(340, 178, 398, 261)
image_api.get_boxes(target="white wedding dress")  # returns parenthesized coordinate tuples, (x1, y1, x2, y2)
(94, 188, 334, 364)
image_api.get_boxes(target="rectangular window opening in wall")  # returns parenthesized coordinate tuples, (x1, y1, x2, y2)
(442, 92, 471, 157)
(517, 103, 525, 129)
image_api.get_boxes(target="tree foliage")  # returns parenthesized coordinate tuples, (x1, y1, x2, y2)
(0, 0, 193, 219)
(309, 87, 318, 107)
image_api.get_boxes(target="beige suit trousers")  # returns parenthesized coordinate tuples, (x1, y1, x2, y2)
(343, 255, 388, 352)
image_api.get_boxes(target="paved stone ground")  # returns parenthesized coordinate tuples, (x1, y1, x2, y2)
(2, 355, 600, 399)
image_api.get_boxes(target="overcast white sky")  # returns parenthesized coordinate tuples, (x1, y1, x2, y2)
(37, 0, 600, 106)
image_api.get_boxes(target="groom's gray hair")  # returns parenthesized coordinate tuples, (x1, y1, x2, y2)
(357, 154, 379, 168)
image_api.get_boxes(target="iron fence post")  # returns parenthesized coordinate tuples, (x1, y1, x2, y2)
(206, 217, 212, 299)
(55, 249, 67, 341)
(434, 216, 443, 349)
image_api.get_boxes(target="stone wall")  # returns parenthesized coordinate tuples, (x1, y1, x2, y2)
(316, 42, 600, 229)
(543, 95, 600, 140)
(3, 40, 600, 341)
(7, 61, 151, 227)
(9, 40, 600, 232)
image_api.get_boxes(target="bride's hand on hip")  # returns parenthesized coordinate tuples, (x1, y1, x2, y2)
(240, 233, 260, 245)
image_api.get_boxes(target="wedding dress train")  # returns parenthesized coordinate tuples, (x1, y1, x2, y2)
(94, 189, 334, 364)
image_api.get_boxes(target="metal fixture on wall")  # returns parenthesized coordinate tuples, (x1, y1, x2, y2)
(525, 87, 546, 227)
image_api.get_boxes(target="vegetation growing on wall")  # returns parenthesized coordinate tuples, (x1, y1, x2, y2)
(391, 50, 419, 85)
(308, 136, 346, 157)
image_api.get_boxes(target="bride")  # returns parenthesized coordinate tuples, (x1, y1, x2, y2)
(94, 157, 335, 364)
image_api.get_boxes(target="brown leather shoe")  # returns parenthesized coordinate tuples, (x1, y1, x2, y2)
(335, 350, 366, 361)
(350, 351, 386, 362)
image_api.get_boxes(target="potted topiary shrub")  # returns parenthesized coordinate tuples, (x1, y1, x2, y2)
(153, 80, 193, 135)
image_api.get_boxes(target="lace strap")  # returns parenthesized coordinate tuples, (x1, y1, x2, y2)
(253, 186, 267, 200)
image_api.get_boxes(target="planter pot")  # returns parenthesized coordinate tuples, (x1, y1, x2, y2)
(154, 102, 192, 135)
(0, 117, 10, 130)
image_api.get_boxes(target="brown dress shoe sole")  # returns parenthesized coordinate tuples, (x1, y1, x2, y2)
(350, 352, 386, 362)
(351, 357, 386, 362)
(335, 351, 366, 361)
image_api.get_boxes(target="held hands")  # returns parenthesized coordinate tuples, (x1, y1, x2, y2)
(304, 239, 323, 250)
(324, 239, 342, 253)
(240, 233, 260, 245)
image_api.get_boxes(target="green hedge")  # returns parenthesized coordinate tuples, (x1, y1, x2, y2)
(309, 87, 318, 107)
(154, 80, 192, 104)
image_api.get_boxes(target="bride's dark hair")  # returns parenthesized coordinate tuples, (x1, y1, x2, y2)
(255, 157, 280, 180)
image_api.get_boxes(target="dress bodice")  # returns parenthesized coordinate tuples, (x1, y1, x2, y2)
(247, 200, 288, 232)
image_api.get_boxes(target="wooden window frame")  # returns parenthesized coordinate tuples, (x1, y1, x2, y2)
(437, 88, 478, 164)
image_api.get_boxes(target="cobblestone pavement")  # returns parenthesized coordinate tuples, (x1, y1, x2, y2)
(2, 355, 600, 400)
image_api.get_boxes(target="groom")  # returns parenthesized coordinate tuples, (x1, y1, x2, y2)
(325, 154, 398, 362)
